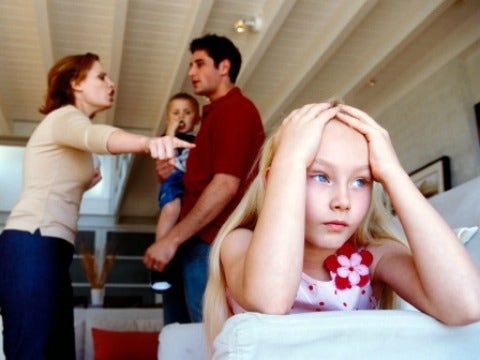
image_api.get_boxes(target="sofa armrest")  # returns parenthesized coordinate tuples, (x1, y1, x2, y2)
(158, 323, 207, 360)
(213, 310, 480, 359)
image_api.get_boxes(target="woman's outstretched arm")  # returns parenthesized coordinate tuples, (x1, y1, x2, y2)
(107, 130, 195, 160)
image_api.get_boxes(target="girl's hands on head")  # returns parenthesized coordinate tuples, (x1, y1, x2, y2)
(274, 103, 339, 167)
(335, 105, 403, 184)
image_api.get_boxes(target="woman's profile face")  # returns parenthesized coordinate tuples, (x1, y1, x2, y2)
(73, 61, 115, 113)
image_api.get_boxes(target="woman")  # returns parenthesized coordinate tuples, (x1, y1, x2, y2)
(0, 52, 193, 359)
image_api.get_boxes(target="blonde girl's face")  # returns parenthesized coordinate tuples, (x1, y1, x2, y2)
(304, 119, 372, 251)
(167, 98, 198, 133)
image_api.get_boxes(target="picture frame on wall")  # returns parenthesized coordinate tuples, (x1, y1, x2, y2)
(475, 102, 480, 145)
(409, 156, 451, 198)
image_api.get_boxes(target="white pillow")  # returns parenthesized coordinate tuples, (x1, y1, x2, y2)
(394, 226, 479, 312)
(454, 226, 479, 244)
(135, 318, 164, 332)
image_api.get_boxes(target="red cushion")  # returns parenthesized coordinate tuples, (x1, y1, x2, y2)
(92, 327, 159, 360)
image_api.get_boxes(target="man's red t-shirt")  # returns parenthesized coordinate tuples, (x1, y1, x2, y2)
(180, 87, 265, 244)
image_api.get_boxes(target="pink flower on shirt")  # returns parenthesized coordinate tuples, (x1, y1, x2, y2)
(324, 242, 373, 290)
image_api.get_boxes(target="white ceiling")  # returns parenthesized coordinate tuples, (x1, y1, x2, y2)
(1, 0, 479, 224)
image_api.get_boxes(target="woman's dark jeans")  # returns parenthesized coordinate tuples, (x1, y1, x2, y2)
(0, 229, 76, 359)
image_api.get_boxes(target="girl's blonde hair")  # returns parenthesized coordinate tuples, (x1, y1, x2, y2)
(203, 120, 403, 353)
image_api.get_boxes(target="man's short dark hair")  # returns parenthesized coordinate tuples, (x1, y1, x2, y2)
(190, 34, 242, 83)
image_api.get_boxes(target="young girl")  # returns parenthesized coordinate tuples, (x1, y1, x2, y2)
(203, 102, 480, 350)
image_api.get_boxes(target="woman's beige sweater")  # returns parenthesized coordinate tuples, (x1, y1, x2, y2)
(5, 105, 118, 244)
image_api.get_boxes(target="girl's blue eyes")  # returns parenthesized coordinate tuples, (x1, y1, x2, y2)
(311, 174, 369, 187)
(353, 178, 367, 188)
(312, 174, 328, 183)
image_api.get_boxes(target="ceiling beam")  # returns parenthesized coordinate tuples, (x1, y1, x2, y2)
(0, 135, 28, 146)
(262, 0, 378, 132)
(340, 0, 453, 103)
(105, 0, 129, 126)
(0, 92, 11, 135)
(152, 0, 214, 136)
(236, 0, 296, 87)
(33, 0, 54, 73)
(363, 8, 480, 118)
(106, 0, 133, 216)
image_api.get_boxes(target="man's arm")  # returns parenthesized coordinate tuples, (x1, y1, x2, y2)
(144, 173, 240, 270)
(172, 172, 240, 243)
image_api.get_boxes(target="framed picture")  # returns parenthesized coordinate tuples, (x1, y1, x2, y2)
(409, 156, 451, 198)
(475, 102, 480, 146)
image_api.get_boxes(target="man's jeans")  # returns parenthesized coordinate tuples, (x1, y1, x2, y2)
(162, 235, 210, 324)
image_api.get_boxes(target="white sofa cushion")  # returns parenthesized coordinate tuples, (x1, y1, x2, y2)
(428, 176, 480, 229)
(454, 226, 479, 244)
(213, 310, 480, 360)
(159, 323, 207, 360)
(465, 228, 480, 268)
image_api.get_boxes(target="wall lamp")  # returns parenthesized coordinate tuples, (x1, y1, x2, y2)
(234, 16, 262, 33)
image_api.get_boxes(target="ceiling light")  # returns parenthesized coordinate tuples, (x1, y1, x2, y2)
(234, 16, 262, 33)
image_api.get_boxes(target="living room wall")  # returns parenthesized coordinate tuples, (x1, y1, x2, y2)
(378, 46, 480, 187)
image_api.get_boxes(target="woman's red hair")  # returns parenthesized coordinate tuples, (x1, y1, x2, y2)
(38, 52, 99, 114)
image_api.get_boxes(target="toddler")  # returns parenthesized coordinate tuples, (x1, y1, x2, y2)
(155, 93, 199, 240)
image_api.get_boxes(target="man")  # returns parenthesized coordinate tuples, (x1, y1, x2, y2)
(144, 34, 265, 323)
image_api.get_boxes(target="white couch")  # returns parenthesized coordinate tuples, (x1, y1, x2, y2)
(159, 176, 480, 360)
